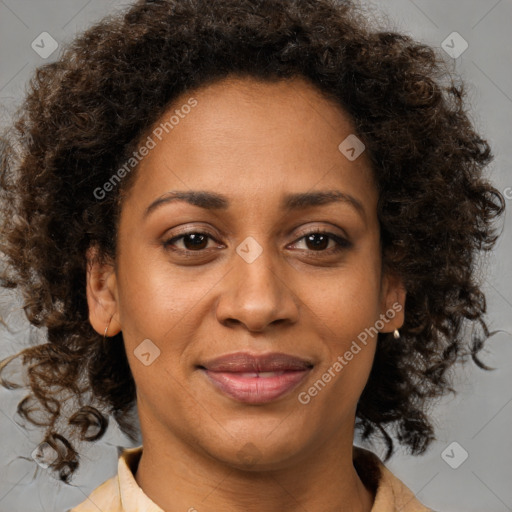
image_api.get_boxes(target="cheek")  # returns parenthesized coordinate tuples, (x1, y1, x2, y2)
(306, 305, 377, 420)
(114, 244, 218, 396)
(302, 258, 381, 400)
(307, 256, 382, 336)
(115, 240, 201, 339)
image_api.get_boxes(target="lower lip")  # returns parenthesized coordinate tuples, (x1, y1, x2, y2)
(201, 369, 311, 404)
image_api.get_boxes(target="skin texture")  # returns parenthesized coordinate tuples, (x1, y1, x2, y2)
(1, 0, 504, 483)
(86, 76, 405, 512)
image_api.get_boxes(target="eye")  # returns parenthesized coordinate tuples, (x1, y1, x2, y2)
(162, 228, 352, 256)
(289, 229, 352, 254)
(163, 231, 220, 253)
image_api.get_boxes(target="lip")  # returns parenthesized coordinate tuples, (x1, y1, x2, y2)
(198, 351, 314, 404)
(200, 351, 314, 372)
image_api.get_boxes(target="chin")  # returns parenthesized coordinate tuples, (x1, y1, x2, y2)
(203, 431, 307, 471)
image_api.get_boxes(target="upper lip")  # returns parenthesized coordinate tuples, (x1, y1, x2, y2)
(199, 351, 314, 372)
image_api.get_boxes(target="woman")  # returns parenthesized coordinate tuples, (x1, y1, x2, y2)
(0, 0, 505, 510)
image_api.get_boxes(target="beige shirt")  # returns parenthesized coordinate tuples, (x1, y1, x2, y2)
(69, 445, 434, 512)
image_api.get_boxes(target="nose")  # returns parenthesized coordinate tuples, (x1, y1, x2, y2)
(214, 241, 300, 333)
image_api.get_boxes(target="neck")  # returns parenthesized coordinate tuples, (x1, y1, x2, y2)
(134, 420, 374, 512)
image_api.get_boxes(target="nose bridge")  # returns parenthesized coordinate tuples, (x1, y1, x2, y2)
(215, 235, 298, 331)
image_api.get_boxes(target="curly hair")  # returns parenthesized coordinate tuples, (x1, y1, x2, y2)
(0, 0, 505, 483)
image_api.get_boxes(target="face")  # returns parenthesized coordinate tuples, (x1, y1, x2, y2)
(87, 75, 405, 469)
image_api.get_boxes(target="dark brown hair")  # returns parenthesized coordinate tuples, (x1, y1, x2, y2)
(0, 0, 505, 482)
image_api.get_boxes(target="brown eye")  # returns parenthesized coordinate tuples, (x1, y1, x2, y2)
(304, 233, 330, 251)
(291, 230, 352, 253)
(163, 232, 215, 252)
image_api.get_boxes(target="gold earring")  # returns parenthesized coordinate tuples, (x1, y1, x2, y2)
(103, 315, 113, 341)
(393, 329, 400, 339)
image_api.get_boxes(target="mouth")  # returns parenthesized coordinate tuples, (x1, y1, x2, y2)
(198, 351, 314, 404)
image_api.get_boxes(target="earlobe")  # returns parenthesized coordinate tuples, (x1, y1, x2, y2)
(85, 246, 121, 337)
(381, 272, 407, 333)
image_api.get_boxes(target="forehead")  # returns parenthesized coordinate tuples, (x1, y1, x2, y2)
(123, 75, 377, 216)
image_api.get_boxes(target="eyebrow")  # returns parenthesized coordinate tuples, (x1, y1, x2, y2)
(143, 189, 366, 220)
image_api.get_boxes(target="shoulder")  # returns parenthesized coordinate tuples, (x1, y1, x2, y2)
(68, 446, 146, 512)
(353, 445, 436, 512)
(70, 444, 437, 512)
(67, 474, 120, 512)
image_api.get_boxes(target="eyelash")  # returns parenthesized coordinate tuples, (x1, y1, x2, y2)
(162, 228, 352, 256)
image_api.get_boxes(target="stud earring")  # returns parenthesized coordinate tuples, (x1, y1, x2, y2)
(393, 329, 400, 339)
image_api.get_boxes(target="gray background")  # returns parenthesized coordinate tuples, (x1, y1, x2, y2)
(0, 1, 511, 511)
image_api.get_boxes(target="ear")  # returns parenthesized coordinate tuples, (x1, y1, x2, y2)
(85, 245, 121, 337)
(379, 270, 406, 334)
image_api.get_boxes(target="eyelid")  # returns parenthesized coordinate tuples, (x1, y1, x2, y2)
(288, 229, 352, 251)
(162, 229, 223, 250)
(292, 224, 349, 241)
(163, 224, 222, 241)
(163, 223, 349, 243)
